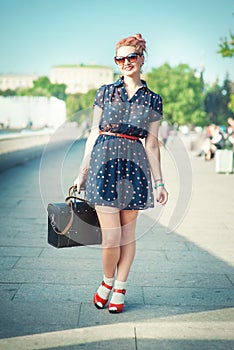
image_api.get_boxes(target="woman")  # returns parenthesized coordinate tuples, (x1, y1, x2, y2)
(74, 33, 168, 313)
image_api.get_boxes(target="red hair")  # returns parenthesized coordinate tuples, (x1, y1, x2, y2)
(116, 33, 146, 55)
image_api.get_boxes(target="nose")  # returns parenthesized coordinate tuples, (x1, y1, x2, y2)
(124, 57, 131, 64)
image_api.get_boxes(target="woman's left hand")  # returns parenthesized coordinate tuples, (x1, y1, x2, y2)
(156, 186, 168, 205)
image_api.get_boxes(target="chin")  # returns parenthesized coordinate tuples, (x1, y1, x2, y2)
(123, 69, 137, 77)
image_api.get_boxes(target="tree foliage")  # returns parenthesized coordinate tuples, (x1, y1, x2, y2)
(16, 76, 67, 100)
(0, 89, 17, 96)
(66, 89, 96, 123)
(146, 63, 206, 125)
(228, 94, 234, 113)
(218, 32, 234, 58)
(204, 77, 234, 125)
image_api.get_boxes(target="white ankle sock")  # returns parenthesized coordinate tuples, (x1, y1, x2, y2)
(110, 280, 127, 305)
(97, 275, 114, 300)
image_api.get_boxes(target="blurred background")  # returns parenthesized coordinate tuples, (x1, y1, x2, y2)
(0, 0, 233, 168)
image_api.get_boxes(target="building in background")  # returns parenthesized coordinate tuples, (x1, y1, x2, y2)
(0, 96, 66, 129)
(0, 74, 39, 91)
(50, 64, 114, 93)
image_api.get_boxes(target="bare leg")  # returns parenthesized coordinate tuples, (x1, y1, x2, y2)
(116, 210, 138, 282)
(95, 206, 121, 278)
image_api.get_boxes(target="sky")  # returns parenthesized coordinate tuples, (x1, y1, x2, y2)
(0, 0, 233, 84)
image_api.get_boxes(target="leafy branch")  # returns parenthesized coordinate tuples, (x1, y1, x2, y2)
(218, 32, 234, 58)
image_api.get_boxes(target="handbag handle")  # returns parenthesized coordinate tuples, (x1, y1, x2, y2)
(52, 186, 82, 236)
(52, 201, 74, 236)
(51, 186, 90, 236)
(56, 195, 85, 236)
(68, 185, 77, 196)
(66, 185, 92, 206)
(68, 185, 85, 197)
(65, 195, 87, 203)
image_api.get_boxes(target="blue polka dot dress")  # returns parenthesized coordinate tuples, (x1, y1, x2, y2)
(85, 77, 163, 210)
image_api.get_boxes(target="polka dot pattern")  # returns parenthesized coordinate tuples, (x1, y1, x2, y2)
(86, 77, 163, 210)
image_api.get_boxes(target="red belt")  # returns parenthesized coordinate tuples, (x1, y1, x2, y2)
(99, 131, 140, 141)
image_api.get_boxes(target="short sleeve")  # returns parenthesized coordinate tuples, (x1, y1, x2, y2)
(93, 85, 106, 109)
(150, 94, 163, 122)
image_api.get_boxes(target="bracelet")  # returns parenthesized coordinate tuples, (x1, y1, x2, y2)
(155, 183, 165, 189)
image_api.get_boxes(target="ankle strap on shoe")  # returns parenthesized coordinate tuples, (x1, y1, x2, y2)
(102, 281, 113, 290)
(113, 288, 126, 295)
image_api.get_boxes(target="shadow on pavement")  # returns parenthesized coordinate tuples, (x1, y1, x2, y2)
(0, 138, 233, 349)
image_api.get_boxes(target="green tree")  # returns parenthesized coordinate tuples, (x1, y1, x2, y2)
(49, 83, 67, 100)
(147, 63, 206, 126)
(218, 32, 234, 58)
(228, 94, 234, 113)
(33, 76, 51, 89)
(17, 86, 50, 97)
(17, 76, 67, 100)
(66, 89, 96, 123)
(204, 76, 234, 124)
(0, 89, 17, 96)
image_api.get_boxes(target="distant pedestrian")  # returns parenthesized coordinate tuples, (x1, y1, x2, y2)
(74, 33, 168, 313)
(197, 124, 225, 160)
(159, 120, 170, 145)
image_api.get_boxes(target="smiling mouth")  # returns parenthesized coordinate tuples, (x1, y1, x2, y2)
(123, 65, 133, 71)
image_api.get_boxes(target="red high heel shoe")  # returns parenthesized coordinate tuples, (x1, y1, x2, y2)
(108, 288, 126, 313)
(93, 281, 112, 309)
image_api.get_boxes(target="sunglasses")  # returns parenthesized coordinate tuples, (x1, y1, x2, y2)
(114, 53, 141, 66)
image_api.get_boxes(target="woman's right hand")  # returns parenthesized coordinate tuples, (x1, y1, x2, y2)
(73, 171, 88, 193)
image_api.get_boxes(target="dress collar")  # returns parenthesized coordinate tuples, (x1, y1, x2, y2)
(114, 76, 147, 88)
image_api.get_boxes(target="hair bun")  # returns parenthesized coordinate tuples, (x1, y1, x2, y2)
(116, 33, 147, 55)
(132, 33, 145, 42)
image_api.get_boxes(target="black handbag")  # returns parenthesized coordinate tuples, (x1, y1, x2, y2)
(47, 186, 102, 248)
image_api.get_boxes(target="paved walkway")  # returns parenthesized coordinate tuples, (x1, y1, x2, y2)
(0, 132, 233, 349)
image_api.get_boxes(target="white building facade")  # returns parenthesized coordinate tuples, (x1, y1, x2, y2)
(50, 65, 114, 93)
(0, 74, 39, 91)
(0, 96, 66, 129)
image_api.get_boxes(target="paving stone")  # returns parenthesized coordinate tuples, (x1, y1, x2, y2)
(165, 250, 230, 262)
(128, 271, 234, 288)
(0, 323, 136, 349)
(131, 259, 234, 274)
(40, 246, 102, 259)
(13, 284, 94, 303)
(135, 321, 234, 348)
(0, 237, 48, 248)
(0, 247, 43, 257)
(0, 256, 19, 270)
(16, 199, 45, 209)
(78, 304, 208, 328)
(143, 286, 234, 306)
(136, 241, 189, 251)
(136, 339, 234, 350)
(135, 250, 167, 260)
(78, 304, 234, 330)
(6, 209, 46, 219)
(13, 257, 103, 271)
(13, 284, 144, 306)
(0, 283, 21, 301)
(46, 340, 136, 350)
(0, 301, 80, 338)
(226, 274, 234, 286)
(0, 269, 103, 285)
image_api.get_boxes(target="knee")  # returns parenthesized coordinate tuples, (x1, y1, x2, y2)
(102, 230, 121, 248)
(120, 227, 135, 245)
